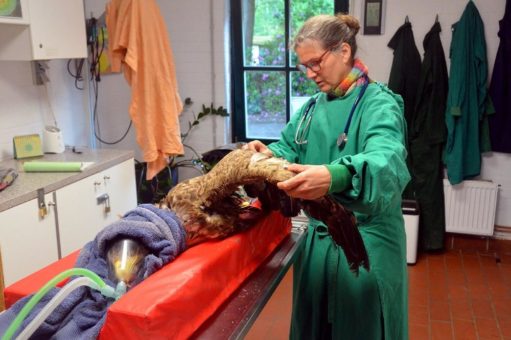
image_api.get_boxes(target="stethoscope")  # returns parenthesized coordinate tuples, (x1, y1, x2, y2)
(294, 75, 369, 150)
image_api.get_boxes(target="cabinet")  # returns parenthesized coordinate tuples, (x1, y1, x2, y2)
(57, 159, 138, 257)
(0, 192, 59, 286)
(0, 0, 86, 60)
(0, 159, 137, 286)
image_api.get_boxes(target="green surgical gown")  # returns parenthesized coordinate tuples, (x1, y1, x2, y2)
(269, 82, 410, 339)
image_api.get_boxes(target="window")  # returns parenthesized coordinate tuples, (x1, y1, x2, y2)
(230, 0, 349, 143)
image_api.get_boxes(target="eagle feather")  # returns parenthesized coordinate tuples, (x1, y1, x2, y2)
(164, 149, 369, 274)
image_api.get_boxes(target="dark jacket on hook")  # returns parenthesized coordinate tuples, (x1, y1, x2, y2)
(410, 20, 448, 251)
(489, 0, 511, 153)
(411, 21, 448, 145)
(388, 20, 422, 128)
(387, 19, 422, 199)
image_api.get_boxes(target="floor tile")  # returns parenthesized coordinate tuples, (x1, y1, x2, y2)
(453, 319, 478, 340)
(246, 241, 511, 339)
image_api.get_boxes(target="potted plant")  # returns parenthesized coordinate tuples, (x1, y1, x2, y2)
(136, 97, 229, 204)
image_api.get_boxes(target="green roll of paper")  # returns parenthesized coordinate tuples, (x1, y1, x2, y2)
(23, 161, 83, 172)
(0, 0, 17, 16)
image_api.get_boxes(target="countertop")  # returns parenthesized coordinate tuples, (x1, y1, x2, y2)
(0, 148, 135, 213)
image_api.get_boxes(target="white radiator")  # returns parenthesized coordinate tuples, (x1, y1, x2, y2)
(443, 179, 499, 236)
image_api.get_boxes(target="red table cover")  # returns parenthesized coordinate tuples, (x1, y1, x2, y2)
(4, 211, 291, 339)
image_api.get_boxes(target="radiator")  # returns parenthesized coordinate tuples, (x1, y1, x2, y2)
(443, 179, 499, 236)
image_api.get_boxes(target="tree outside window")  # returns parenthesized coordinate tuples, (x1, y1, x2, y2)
(231, 0, 348, 142)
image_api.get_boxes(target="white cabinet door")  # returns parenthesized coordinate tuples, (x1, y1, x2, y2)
(56, 159, 137, 257)
(0, 0, 86, 60)
(0, 193, 59, 286)
(101, 159, 138, 223)
(28, 0, 87, 60)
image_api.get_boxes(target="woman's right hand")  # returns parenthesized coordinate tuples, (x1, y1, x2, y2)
(243, 140, 273, 156)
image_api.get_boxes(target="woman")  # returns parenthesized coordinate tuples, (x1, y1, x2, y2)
(246, 14, 410, 339)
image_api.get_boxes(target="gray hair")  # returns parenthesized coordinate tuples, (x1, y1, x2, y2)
(292, 14, 360, 57)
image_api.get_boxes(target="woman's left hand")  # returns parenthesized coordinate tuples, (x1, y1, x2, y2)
(277, 164, 331, 200)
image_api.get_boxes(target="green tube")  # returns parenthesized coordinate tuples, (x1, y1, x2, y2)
(1, 268, 107, 340)
(23, 161, 84, 172)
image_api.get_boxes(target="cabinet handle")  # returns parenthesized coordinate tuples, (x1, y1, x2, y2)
(104, 175, 111, 180)
(94, 181, 101, 186)
(47, 202, 56, 207)
(37, 188, 47, 219)
(97, 193, 111, 214)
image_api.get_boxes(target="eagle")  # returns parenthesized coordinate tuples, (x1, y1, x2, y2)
(164, 148, 369, 274)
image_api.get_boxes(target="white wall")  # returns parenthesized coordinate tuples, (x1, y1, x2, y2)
(0, 60, 90, 160)
(0, 0, 510, 228)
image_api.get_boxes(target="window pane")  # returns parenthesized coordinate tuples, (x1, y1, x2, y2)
(290, 71, 318, 117)
(245, 71, 286, 139)
(242, 0, 285, 67)
(289, 0, 335, 66)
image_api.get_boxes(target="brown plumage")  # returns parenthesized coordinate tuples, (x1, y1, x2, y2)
(164, 149, 369, 274)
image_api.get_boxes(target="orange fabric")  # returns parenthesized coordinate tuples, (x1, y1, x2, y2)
(106, 0, 184, 180)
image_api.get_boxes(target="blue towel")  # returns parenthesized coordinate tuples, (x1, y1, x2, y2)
(0, 204, 186, 339)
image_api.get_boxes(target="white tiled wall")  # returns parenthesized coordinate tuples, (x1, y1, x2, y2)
(0, 60, 90, 160)
(0, 61, 41, 159)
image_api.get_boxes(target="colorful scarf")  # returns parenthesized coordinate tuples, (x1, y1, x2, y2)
(329, 58, 369, 97)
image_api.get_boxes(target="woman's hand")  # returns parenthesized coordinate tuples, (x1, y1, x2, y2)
(243, 140, 273, 156)
(277, 164, 331, 200)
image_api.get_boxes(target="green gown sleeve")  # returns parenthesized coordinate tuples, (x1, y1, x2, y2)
(332, 86, 410, 215)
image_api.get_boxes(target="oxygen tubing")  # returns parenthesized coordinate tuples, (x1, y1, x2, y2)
(1, 268, 114, 340)
(15, 277, 100, 340)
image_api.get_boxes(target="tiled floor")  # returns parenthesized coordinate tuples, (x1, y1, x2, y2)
(246, 243, 511, 339)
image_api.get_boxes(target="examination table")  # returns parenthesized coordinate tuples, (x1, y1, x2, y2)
(3, 211, 306, 339)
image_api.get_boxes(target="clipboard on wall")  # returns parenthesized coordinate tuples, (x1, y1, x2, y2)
(13, 134, 43, 159)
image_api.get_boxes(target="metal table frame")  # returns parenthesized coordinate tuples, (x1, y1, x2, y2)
(191, 225, 307, 339)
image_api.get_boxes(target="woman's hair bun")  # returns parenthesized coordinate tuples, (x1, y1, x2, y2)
(336, 14, 360, 35)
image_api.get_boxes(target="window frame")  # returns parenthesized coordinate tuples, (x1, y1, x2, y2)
(230, 0, 349, 143)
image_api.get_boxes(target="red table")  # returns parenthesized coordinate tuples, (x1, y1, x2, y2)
(4, 211, 304, 339)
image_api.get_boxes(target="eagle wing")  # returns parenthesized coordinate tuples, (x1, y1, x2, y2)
(165, 149, 369, 274)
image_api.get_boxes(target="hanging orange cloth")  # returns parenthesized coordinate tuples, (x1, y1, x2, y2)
(106, 0, 184, 180)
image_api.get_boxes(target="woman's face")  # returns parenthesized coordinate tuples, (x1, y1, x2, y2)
(295, 39, 352, 93)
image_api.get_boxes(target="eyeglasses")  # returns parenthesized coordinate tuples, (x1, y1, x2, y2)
(297, 49, 331, 74)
